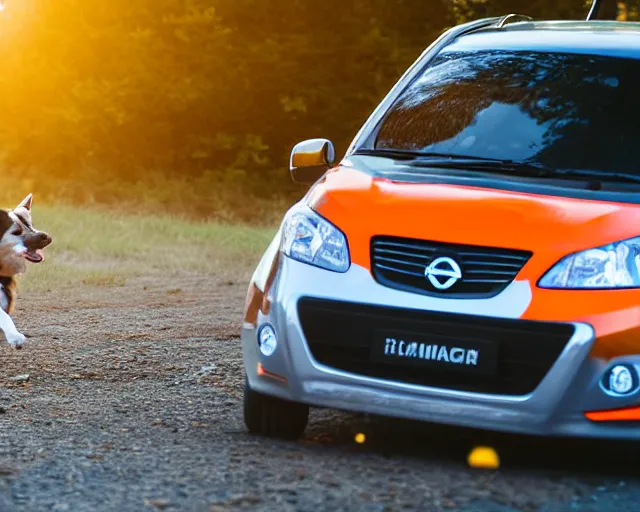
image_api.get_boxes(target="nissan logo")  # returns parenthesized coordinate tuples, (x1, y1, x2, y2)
(425, 256, 462, 290)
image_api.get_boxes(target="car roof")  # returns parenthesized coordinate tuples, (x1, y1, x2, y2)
(447, 20, 640, 59)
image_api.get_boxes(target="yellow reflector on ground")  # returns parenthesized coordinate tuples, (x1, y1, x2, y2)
(354, 433, 366, 444)
(467, 446, 500, 469)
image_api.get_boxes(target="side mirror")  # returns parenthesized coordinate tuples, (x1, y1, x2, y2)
(289, 138, 336, 184)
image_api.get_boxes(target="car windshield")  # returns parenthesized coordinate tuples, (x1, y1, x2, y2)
(373, 48, 640, 176)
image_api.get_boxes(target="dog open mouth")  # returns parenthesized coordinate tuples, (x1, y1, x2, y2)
(24, 249, 44, 263)
(13, 244, 45, 263)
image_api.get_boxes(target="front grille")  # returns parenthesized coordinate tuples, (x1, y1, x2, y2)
(371, 236, 532, 298)
(298, 297, 574, 396)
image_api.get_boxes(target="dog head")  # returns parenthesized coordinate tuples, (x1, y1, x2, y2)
(0, 194, 52, 276)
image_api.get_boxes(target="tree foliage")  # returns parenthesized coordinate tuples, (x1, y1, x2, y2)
(0, 0, 636, 218)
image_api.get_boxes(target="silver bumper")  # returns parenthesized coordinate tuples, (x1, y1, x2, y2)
(243, 257, 640, 440)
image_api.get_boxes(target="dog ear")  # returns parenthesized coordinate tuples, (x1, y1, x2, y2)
(17, 194, 32, 211)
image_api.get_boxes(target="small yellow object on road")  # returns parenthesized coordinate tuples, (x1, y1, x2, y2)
(467, 446, 500, 469)
(354, 433, 366, 444)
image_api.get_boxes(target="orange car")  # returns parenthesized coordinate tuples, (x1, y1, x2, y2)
(242, 13, 640, 440)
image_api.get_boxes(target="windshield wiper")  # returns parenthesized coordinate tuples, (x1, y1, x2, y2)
(450, 163, 640, 185)
(409, 159, 640, 185)
(549, 168, 640, 185)
(354, 149, 552, 173)
(406, 157, 556, 176)
(355, 149, 640, 185)
(352, 148, 509, 162)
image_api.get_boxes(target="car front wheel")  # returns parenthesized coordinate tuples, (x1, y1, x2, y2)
(243, 377, 309, 440)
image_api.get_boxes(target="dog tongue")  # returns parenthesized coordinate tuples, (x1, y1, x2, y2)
(27, 249, 44, 262)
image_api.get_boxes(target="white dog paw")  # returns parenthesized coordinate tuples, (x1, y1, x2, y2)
(7, 332, 26, 348)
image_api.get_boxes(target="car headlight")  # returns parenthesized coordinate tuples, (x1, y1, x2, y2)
(538, 236, 640, 289)
(281, 206, 350, 273)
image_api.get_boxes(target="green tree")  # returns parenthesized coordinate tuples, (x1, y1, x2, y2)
(0, 0, 637, 220)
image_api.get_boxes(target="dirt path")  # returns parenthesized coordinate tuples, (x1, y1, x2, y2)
(1, 272, 640, 512)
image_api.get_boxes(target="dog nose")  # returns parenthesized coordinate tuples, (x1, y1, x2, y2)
(38, 232, 52, 245)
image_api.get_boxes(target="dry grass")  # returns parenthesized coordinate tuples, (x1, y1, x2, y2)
(10, 204, 278, 293)
(81, 272, 128, 287)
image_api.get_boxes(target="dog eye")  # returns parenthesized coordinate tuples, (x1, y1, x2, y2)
(11, 228, 22, 236)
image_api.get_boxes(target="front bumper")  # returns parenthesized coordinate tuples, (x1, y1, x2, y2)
(243, 257, 640, 440)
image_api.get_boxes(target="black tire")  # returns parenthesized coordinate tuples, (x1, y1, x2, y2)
(243, 377, 309, 440)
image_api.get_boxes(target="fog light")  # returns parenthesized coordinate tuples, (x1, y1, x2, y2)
(258, 324, 277, 357)
(601, 364, 639, 396)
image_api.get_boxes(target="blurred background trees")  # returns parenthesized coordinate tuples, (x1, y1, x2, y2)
(0, 0, 636, 220)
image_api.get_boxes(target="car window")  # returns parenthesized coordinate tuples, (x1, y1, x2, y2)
(373, 48, 640, 175)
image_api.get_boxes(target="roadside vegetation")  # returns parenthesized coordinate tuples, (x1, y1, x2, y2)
(11, 204, 277, 293)
(0, 1, 637, 223)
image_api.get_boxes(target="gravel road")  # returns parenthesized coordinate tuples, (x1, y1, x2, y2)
(1, 272, 639, 512)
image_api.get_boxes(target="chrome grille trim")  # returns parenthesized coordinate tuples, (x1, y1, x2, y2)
(371, 236, 532, 298)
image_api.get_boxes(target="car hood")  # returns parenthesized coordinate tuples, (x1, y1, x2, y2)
(306, 160, 640, 278)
